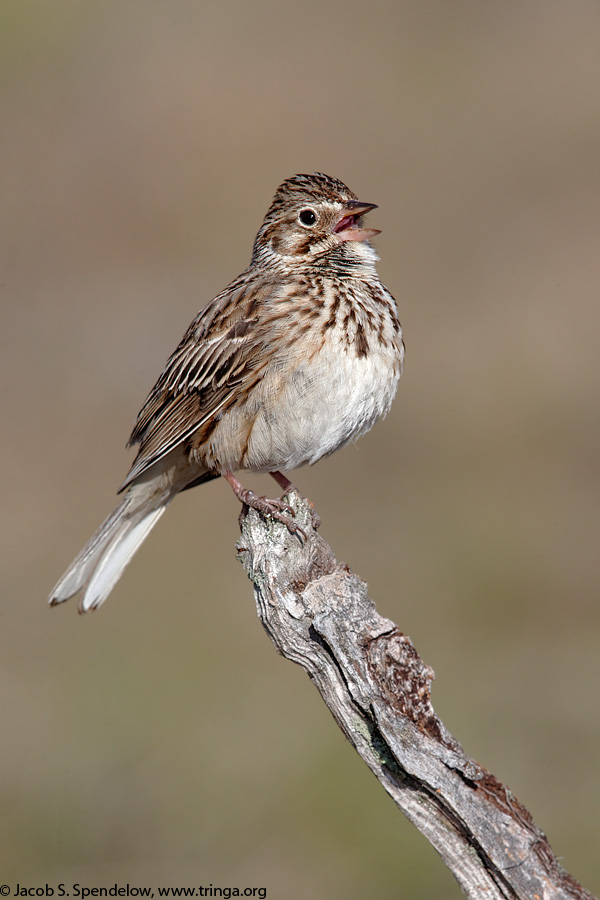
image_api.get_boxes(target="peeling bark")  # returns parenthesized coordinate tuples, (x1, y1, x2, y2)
(236, 491, 596, 900)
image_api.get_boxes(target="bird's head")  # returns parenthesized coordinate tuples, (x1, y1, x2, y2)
(252, 172, 380, 271)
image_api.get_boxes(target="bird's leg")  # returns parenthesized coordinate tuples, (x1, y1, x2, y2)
(223, 470, 304, 537)
(270, 471, 321, 531)
(269, 470, 294, 492)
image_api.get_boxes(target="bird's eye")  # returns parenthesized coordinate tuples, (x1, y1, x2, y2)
(298, 209, 317, 227)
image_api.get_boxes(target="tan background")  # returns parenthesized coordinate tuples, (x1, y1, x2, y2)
(2, 2, 599, 897)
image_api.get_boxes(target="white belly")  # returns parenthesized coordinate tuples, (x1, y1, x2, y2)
(243, 338, 402, 472)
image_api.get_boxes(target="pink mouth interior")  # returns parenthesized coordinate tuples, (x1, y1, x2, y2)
(333, 214, 358, 234)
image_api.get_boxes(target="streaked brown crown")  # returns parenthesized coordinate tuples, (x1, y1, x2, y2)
(266, 172, 358, 219)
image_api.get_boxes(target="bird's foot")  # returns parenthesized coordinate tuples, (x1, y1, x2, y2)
(270, 470, 321, 531)
(224, 471, 306, 538)
(241, 490, 306, 538)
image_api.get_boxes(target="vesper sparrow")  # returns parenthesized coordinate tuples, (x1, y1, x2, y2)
(49, 173, 404, 612)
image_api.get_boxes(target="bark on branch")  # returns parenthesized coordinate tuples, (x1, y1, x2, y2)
(236, 490, 596, 900)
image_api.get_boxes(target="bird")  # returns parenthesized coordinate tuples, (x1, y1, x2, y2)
(48, 172, 404, 613)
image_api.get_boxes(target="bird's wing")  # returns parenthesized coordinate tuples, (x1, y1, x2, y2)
(120, 275, 279, 490)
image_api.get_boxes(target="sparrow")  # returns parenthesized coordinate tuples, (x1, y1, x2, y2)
(48, 172, 404, 612)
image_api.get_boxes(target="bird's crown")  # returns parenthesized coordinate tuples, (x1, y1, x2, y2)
(268, 172, 358, 213)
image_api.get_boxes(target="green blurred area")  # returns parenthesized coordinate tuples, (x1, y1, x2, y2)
(1, 1, 599, 897)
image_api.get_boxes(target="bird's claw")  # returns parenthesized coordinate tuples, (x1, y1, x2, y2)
(239, 489, 307, 539)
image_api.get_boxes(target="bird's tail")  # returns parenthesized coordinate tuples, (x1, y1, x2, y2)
(48, 486, 170, 613)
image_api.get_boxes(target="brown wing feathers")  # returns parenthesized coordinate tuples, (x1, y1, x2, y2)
(121, 280, 267, 489)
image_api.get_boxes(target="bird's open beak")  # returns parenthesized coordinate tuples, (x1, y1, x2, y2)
(333, 200, 380, 243)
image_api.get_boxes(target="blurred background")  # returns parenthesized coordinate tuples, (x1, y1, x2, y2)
(1, 1, 599, 897)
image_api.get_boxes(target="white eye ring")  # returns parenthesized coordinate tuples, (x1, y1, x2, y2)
(298, 208, 317, 227)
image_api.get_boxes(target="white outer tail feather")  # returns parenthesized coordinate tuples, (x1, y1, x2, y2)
(49, 489, 169, 612)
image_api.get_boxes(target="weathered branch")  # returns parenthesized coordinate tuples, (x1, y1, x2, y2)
(236, 490, 596, 900)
